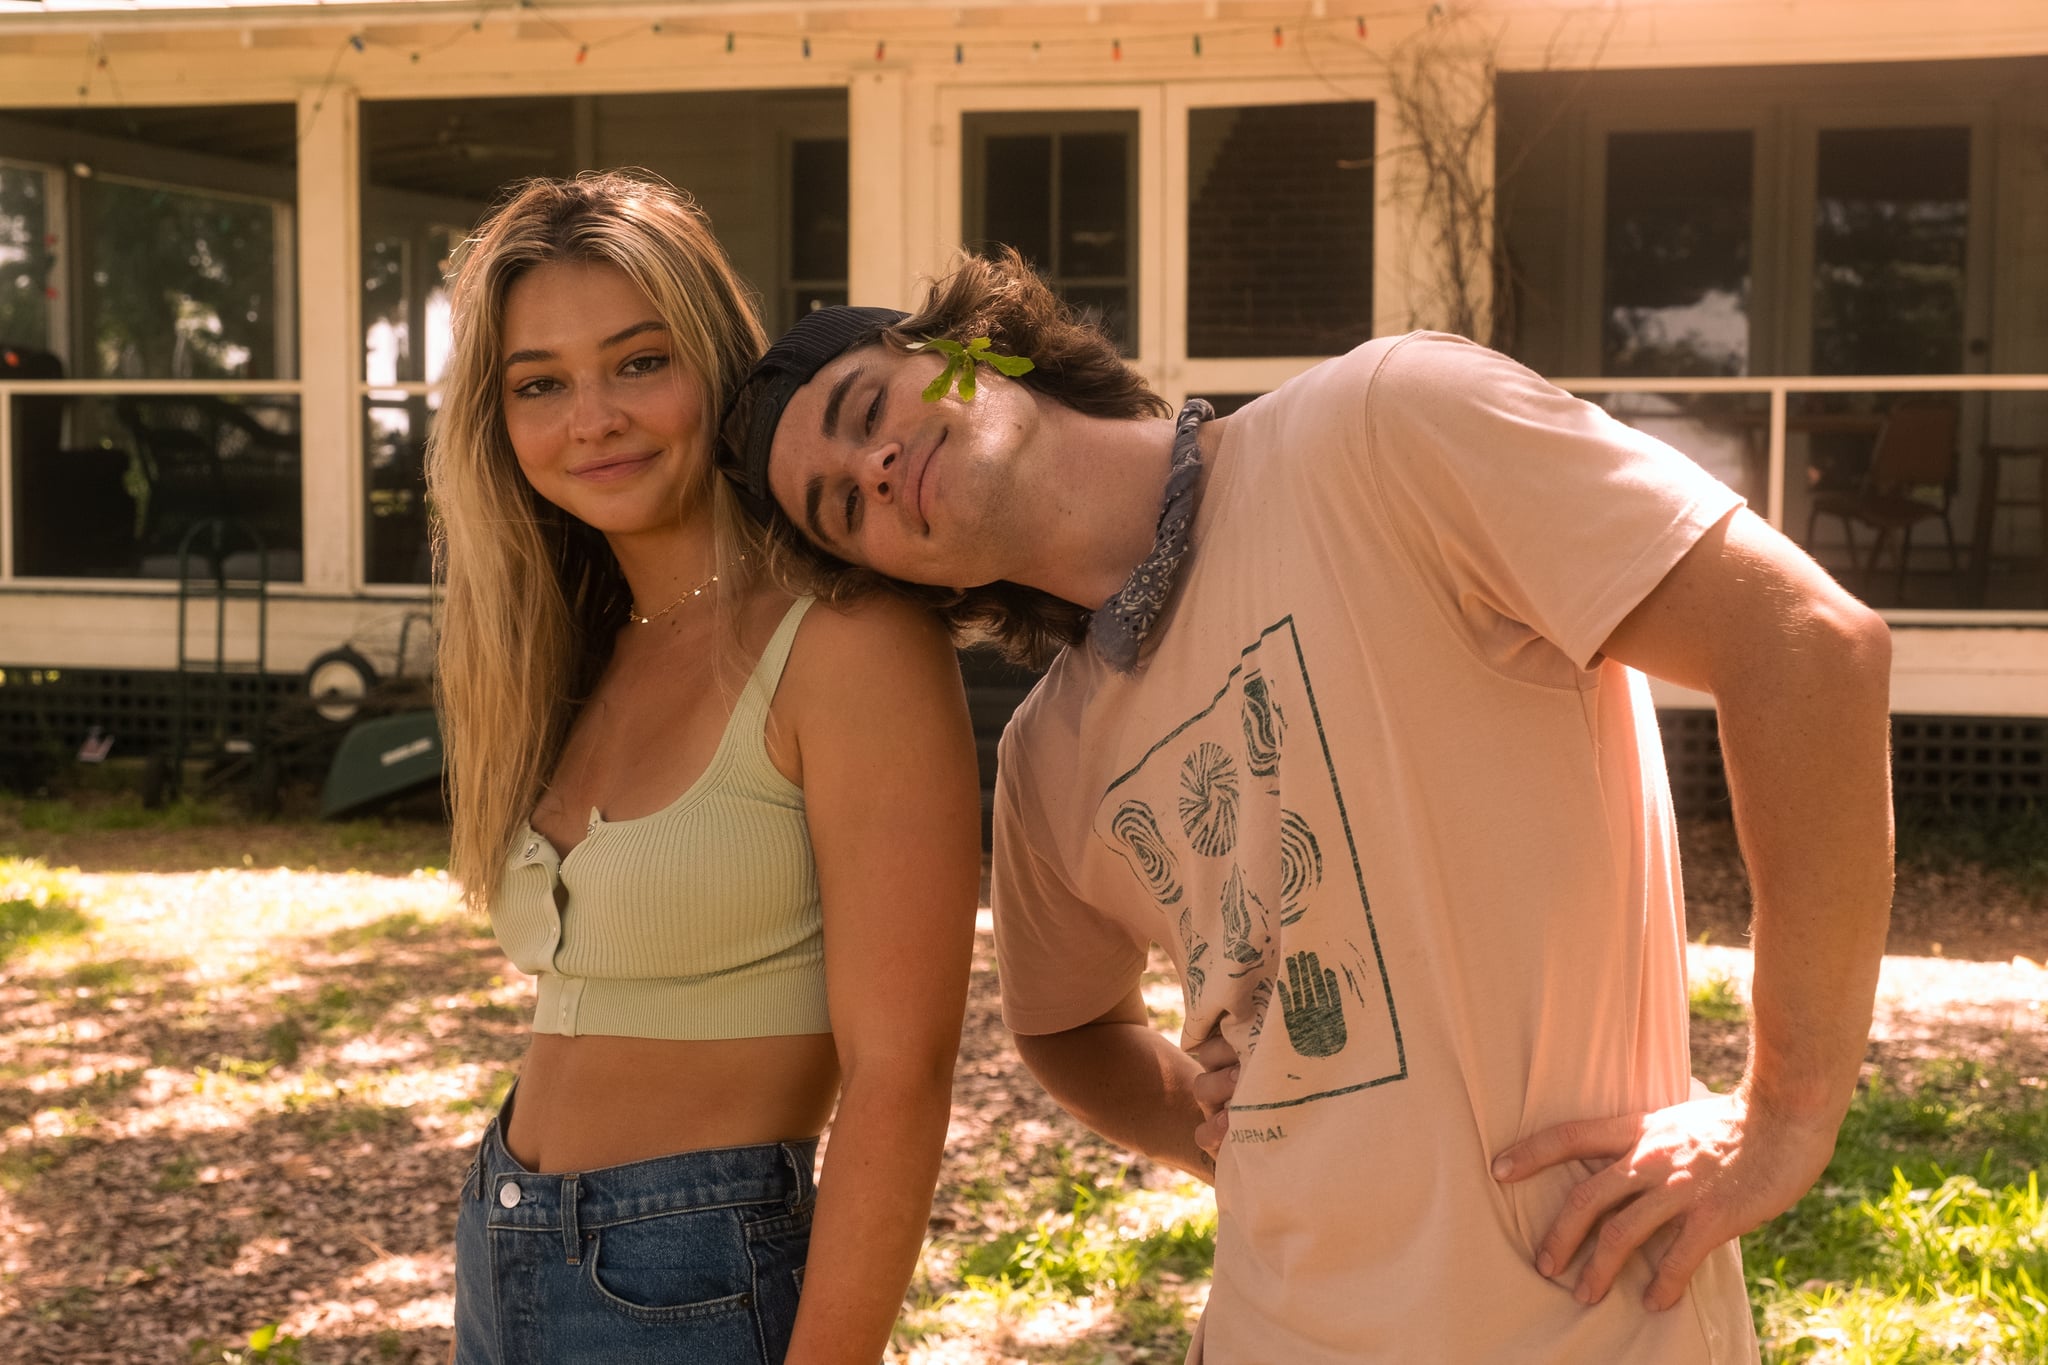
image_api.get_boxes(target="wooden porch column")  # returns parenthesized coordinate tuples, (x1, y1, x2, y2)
(848, 69, 911, 308)
(295, 83, 360, 594)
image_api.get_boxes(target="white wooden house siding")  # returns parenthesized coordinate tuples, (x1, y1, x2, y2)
(0, 0, 2042, 717)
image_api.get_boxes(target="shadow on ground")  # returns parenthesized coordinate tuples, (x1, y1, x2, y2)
(0, 908, 510, 1365)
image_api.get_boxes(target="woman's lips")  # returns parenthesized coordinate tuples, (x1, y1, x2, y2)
(570, 452, 658, 483)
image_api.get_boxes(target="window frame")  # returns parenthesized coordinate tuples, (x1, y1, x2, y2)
(1165, 79, 1390, 403)
(937, 82, 1164, 383)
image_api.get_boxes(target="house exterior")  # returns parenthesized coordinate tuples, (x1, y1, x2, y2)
(0, 0, 2043, 797)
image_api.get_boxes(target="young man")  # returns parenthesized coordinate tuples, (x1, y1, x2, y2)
(719, 256, 1894, 1363)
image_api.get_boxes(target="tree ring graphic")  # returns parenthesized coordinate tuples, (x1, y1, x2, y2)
(1278, 810, 1324, 925)
(1111, 800, 1182, 905)
(1241, 671, 1285, 780)
(1177, 741, 1240, 856)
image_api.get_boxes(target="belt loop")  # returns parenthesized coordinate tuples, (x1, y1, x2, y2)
(560, 1174, 583, 1265)
(783, 1142, 816, 1209)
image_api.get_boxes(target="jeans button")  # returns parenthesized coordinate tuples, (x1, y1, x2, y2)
(498, 1180, 522, 1208)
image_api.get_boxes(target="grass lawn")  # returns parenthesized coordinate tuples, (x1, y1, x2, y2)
(0, 793, 2043, 1363)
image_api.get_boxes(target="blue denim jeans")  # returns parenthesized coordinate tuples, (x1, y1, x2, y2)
(453, 1109, 817, 1364)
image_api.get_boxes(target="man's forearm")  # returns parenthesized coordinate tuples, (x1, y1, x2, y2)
(1717, 607, 1893, 1123)
(1014, 1018, 1215, 1181)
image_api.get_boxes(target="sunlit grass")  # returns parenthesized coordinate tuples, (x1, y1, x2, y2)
(899, 1161, 1214, 1360)
(1749, 1066, 2048, 1364)
(1690, 969, 1749, 1022)
(0, 858, 94, 964)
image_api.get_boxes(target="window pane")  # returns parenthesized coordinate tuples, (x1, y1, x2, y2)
(361, 224, 462, 386)
(979, 134, 1055, 266)
(85, 179, 287, 380)
(1063, 285, 1132, 354)
(10, 392, 301, 580)
(966, 114, 1137, 354)
(0, 163, 55, 349)
(1059, 132, 1128, 278)
(364, 394, 435, 585)
(790, 138, 849, 284)
(0, 104, 296, 381)
(1602, 130, 1753, 377)
(363, 235, 410, 387)
(1812, 126, 1969, 376)
(1187, 103, 1375, 358)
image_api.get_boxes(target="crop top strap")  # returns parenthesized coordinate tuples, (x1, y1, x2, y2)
(744, 595, 816, 706)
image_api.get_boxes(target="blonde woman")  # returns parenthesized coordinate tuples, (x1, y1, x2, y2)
(429, 172, 980, 1364)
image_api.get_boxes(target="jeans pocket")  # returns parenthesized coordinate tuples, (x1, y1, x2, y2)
(584, 1207, 758, 1324)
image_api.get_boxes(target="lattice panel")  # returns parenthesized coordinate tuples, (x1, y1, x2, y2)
(0, 667, 297, 760)
(1893, 715, 2047, 813)
(1658, 709, 2047, 818)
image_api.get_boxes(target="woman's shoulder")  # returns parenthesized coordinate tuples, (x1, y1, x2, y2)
(767, 591, 969, 777)
(782, 591, 959, 702)
(801, 590, 953, 655)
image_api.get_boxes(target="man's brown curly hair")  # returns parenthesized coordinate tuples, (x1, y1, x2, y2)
(759, 248, 1172, 668)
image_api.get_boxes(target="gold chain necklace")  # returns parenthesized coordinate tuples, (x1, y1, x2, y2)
(628, 553, 745, 626)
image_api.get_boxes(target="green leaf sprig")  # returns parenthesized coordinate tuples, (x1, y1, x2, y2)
(917, 336, 1035, 402)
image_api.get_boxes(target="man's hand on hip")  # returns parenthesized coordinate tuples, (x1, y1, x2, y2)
(1490, 1087, 1840, 1312)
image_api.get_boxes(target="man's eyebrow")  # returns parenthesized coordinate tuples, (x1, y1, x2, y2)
(503, 320, 664, 371)
(820, 366, 861, 441)
(802, 473, 832, 548)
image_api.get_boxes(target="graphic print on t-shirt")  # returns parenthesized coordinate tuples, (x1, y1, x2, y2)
(1095, 616, 1406, 1111)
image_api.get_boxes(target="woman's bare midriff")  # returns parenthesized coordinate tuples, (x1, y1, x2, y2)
(504, 1031, 841, 1173)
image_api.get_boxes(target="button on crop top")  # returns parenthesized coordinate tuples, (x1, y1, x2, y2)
(489, 597, 827, 1040)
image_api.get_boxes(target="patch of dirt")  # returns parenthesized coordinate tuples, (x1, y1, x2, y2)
(0, 815, 449, 879)
(1680, 820, 2048, 964)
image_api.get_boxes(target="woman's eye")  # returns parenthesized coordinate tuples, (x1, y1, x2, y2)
(864, 389, 883, 435)
(624, 353, 667, 376)
(843, 485, 860, 534)
(511, 377, 555, 398)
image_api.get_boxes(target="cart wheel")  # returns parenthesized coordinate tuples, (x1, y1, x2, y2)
(141, 753, 170, 809)
(306, 646, 378, 725)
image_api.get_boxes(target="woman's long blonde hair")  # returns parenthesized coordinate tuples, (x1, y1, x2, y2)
(430, 171, 768, 911)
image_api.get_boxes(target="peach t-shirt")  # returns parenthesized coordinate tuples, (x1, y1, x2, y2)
(992, 333, 1759, 1363)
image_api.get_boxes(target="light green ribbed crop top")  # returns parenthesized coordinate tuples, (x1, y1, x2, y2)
(489, 597, 826, 1040)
